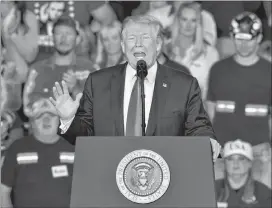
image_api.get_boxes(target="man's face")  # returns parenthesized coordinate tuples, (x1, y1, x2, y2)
(121, 23, 162, 69)
(102, 31, 122, 55)
(233, 35, 261, 57)
(53, 25, 77, 55)
(32, 112, 59, 136)
(179, 7, 197, 37)
(48, 2, 65, 22)
(225, 154, 252, 177)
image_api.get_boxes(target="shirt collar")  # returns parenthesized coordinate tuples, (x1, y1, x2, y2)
(47, 53, 77, 68)
(126, 61, 157, 84)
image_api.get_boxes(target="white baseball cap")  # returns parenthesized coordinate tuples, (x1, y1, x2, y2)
(223, 139, 253, 161)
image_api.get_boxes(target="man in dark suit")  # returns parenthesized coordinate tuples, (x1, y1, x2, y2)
(49, 15, 221, 160)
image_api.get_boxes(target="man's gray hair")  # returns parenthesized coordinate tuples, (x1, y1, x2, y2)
(121, 15, 164, 41)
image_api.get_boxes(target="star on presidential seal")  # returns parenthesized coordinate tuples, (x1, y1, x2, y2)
(116, 149, 170, 204)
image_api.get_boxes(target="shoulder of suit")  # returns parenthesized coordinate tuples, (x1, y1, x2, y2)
(161, 63, 194, 82)
(163, 59, 191, 75)
(89, 63, 126, 78)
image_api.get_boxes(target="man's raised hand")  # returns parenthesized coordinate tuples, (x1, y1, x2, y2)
(49, 81, 82, 121)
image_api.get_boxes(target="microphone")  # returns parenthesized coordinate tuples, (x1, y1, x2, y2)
(136, 60, 148, 79)
(136, 60, 147, 136)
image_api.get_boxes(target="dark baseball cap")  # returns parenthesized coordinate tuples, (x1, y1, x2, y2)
(52, 15, 79, 35)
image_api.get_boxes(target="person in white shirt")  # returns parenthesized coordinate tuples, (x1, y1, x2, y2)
(165, 2, 219, 100)
(48, 15, 221, 161)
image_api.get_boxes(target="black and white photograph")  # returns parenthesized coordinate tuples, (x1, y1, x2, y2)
(1, 1, 271, 208)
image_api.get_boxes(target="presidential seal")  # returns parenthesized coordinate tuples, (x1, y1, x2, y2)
(116, 149, 170, 204)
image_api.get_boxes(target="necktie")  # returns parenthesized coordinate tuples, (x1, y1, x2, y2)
(126, 76, 142, 136)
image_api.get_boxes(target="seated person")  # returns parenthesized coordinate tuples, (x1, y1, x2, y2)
(216, 139, 271, 208)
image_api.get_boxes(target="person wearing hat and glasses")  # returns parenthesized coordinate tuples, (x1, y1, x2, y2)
(206, 12, 271, 148)
(1, 71, 75, 208)
(216, 139, 271, 208)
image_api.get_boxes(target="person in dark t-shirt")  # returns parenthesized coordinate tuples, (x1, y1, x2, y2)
(206, 12, 271, 147)
(1, 97, 75, 208)
(27, 15, 95, 107)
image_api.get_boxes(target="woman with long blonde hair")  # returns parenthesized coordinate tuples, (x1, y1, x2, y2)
(166, 2, 219, 100)
(94, 20, 126, 70)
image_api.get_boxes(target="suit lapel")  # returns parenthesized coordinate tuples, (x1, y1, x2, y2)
(110, 63, 127, 136)
(146, 64, 171, 136)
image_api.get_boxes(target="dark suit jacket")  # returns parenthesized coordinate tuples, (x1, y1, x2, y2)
(61, 62, 216, 145)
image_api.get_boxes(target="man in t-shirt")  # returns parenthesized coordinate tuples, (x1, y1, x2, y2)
(30, 1, 120, 61)
(206, 12, 271, 147)
(27, 15, 95, 111)
(1, 95, 75, 208)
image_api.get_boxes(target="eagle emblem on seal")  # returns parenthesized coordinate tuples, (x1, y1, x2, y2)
(116, 150, 170, 204)
(131, 162, 155, 191)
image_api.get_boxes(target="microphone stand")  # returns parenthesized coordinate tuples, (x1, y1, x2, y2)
(137, 62, 148, 136)
(140, 74, 146, 136)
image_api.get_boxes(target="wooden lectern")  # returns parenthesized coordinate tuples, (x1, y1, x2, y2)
(70, 136, 217, 208)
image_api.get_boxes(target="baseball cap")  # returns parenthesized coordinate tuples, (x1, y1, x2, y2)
(223, 139, 253, 161)
(30, 98, 58, 119)
(230, 12, 262, 40)
(52, 15, 80, 35)
(23, 69, 58, 119)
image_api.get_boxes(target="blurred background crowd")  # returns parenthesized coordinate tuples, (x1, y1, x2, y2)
(0, 1, 271, 208)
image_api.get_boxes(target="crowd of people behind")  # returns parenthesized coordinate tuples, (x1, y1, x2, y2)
(0, 1, 271, 208)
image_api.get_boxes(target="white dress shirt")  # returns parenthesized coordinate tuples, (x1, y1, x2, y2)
(59, 62, 158, 134)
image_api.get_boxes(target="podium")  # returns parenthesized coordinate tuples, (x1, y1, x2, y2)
(70, 136, 217, 208)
